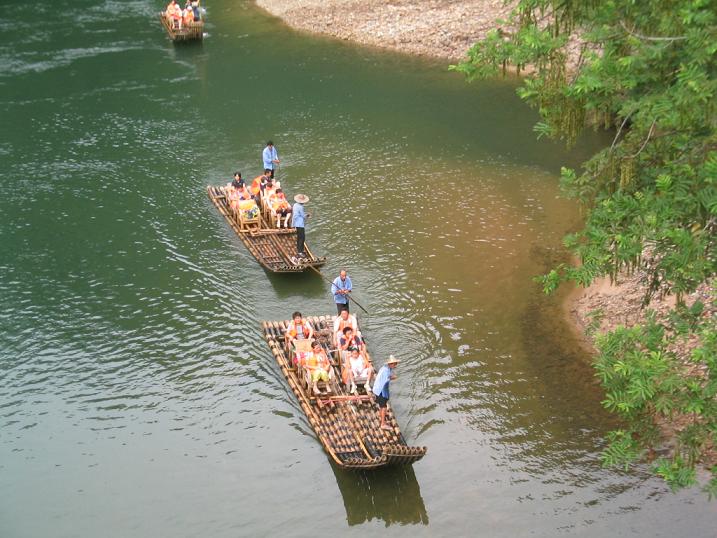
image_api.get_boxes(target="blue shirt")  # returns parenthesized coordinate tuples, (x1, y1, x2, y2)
(372, 365, 391, 399)
(262, 146, 278, 170)
(291, 202, 305, 228)
(331, 275, 352, 304)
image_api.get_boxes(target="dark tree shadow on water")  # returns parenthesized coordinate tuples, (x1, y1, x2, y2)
(331, 463, 429, 526)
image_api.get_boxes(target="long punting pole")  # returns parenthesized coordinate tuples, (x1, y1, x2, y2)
(305, 264, 369, 314)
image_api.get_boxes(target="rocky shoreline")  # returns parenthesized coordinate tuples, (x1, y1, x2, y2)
(255, 0, 514, 61)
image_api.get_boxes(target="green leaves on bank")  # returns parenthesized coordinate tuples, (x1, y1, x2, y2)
(453, 0, 717, 495)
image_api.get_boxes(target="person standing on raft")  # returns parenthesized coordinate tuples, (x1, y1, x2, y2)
(331, 269, 352, 314)
(372, 355, 400, 431)
(262, 141, 280, 179)
(292, 194, 309, 259)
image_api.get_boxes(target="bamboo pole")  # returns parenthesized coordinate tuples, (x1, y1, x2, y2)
(305, 265, 369, 314)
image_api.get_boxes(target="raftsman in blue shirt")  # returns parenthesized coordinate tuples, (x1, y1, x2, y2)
(291, 202, 305, 228)
(262, 146, 278, 170)
(331, 275, 352, 305)
(372, 365, 391, 399)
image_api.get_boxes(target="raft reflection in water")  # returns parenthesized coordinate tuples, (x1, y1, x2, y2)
(332, 464, 429, 526)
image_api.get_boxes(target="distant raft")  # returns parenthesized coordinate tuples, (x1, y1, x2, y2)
(159, 12, 204, 42)
(207, 185, 326, 273)
(261, 315, 427, 469)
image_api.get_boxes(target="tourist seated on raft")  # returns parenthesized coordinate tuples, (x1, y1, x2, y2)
(305, 340, 333, 395)
(165, 0, 183, 29)
(259, 178, 276, 211)
(182, 4, 194, 25)
(225, 175, 256, 216)
(224, 175, 240, 202)
(187, 0, 201, 21)
(231, 171, 243, 190)
(342, 347, 373, 395)
(235, 181, 252, 201)
(250, 170, 271, 204)
(268, 188, 292, 228)
(262, 179, 277, 200)
(285, 311, 314, 352)
(338, 326, 365, 360)
(333, 309, 359, 343)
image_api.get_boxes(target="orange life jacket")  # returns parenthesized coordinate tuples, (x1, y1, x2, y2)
(315, 351, 329, 369)
(250, 176, 264, 196)
(183, 9, 194, 22)
(287, 320, 311, 339)
(272, 194, 289, 211)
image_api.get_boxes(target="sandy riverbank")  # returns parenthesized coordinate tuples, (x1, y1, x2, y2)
(255, 0, 514, 61)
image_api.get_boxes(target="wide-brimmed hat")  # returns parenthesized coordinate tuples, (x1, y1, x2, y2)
(294, 194, 310, 204)
(386, 355, 400, 365)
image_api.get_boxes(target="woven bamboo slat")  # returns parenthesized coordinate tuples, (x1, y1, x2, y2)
(261, 315, 427, 469)
(207, 185, 327, 272)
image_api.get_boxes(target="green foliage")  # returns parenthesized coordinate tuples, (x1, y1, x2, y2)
(585, 308, 604, 336)
(454, 0, 717, 494)
(655, 457, 698, 491)
(592, 313, 717, 493)
(601, 430, 642, 470)
(706, 472, 717, 500)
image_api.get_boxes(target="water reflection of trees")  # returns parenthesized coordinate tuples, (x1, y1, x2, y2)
(332, 464, 428, 526)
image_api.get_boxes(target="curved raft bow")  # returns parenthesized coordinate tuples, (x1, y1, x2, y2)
(261, 315, 427, 469)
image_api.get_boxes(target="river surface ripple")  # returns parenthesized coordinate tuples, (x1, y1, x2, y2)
(0, 1, 714, 537)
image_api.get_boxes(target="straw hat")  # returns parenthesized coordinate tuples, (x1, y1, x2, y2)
(386, 355, 400, 365)
(294, 194, 310, 204)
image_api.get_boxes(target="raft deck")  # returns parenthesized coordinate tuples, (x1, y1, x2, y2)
(159, 13, 204, 42)
(208, 185, 326, 273)
(261, 315, 427, 469)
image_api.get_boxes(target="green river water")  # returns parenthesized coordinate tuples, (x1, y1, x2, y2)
(1, 1, 715, 536)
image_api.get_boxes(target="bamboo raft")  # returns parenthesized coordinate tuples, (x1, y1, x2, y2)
(207, 185, 326, 273)
(159, 12, 204, 42)
(261, 315, 427, 469)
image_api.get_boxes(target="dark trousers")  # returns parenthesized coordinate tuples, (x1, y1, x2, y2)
(336, 302, 349, 314)
(269, 168, 275, 179)
(296, 227, 305, 255)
